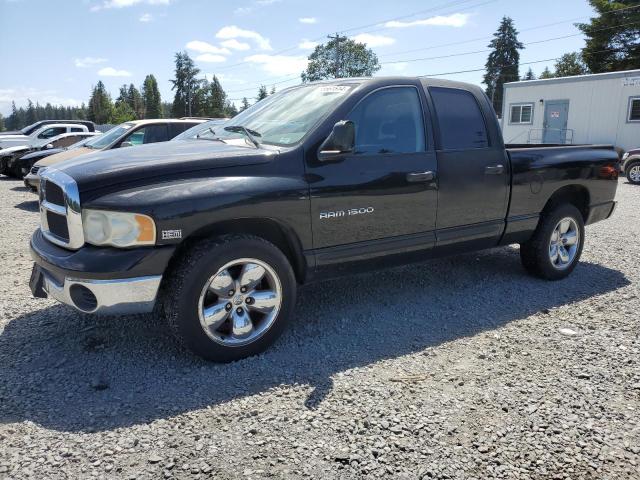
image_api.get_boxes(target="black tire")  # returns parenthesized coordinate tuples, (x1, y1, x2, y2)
(161, 235, 297, 362)
(520, 203, 585, 281)
(626, 160, 640, 185)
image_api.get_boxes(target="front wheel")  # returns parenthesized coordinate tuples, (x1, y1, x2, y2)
(162, 235, 296, 362)
(520, 204, 585, 280)
(626, 160, 640, 185)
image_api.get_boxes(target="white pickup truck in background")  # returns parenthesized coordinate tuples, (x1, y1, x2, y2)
(0, 123, 90, 150)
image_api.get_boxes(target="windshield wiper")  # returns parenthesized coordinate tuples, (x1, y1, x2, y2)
(196, 128, 227, 143)
(224, 125, 261, 148)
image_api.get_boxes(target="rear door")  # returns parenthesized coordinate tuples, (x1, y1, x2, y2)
(428, 86, 509, 247)
(308, 85, 438, 250)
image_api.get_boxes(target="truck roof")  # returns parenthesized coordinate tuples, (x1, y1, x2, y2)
(124, 119, 207, 126)
(301, 76, 485, 95)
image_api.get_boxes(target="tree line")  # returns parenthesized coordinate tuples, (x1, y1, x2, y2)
(1, 57, 273, 131)
(1, 0, 637, 130)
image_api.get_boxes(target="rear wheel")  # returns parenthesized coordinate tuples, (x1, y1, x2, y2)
(626, 160, 640, 185)
(520, 204, 585, 280)
(162, 235, 296, 362)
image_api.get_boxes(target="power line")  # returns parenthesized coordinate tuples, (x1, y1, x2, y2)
(380, 4, 640, 59)
(381, 20, 640, 65)
(226, 45, 637, 102)
(225, 19, 639, 97)
(213, 0, 499, 72)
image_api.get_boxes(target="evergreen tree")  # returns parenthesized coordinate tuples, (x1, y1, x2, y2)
(554, 52, 589, 77)
(256, 85, 268, 102)
(539, 66, 555, 79)
(0, 113, 4, 132)
(577, 0, 640, 73)
(482, 16, 524, 115)
(142, 74, 162, 118)
(88, 81, 114, 124)
(112, 101, 136, 123)
(116, 84, 129, 105)
(240, 97, 250, 112)
(128, 84, 145, 119)
(7, 102, 18, 130)
(209, 75, 227, 117)
(302, 35, 380, 82)
(223, 100, 238, 118)
(16, 106, 26, 129)
(270, 85, 276, 95)
(170, 51, 201, 117)
(25, 100, 37, 125)
(161, 101, 173, 118)
(522, 67, 536, 80)
(193, 78, 211, 118)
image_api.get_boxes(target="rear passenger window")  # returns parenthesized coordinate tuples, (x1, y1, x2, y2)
(429, 87, 489, 150)
(70, 127, 84, 132)
(348, 87, 425, 155)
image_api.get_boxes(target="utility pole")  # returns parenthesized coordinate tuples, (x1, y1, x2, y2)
(327, 33, 345, 78)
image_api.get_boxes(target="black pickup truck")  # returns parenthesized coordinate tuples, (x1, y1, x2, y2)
(29, 77, 619, 362)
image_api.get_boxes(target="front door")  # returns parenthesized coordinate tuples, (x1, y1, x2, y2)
(543, 100, 569, 144)
(308, 86, 438, 250)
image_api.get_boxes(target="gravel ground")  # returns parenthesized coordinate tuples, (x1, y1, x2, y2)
(0, 176, 638, 480)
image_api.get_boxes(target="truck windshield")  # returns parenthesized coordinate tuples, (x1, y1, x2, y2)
(85, 123, 134, 149)
(214, 83, 356, 146)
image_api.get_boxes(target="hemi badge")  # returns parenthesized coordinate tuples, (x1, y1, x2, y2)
(161, 229, 182, 240)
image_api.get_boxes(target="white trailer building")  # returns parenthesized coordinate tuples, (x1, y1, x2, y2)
(501, 69, 640, 152)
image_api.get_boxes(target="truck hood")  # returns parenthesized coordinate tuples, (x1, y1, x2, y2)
(55, 140, 278, 193)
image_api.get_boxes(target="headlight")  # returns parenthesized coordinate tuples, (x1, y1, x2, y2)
(622, 152, 629, 160)
(82, 209, 156, 247)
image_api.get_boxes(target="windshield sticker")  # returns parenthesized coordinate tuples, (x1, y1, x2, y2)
(319, 86, 350, 94)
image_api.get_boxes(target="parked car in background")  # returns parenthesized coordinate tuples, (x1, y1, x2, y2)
(0, 120, 95, 137)
(28, 77, 619, 362)
(622, 147, 640, 184)
(24, 119, 205, 191)
(0, 132, 101, 179)
(19, 136, 99, 186)
(0, 123, 90, 150)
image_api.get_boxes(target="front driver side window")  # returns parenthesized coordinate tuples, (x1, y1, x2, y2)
(348, 87, 426, 155)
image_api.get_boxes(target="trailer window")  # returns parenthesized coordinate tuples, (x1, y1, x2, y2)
(629, 97, 640, 122)
(509, 103, 534, 124)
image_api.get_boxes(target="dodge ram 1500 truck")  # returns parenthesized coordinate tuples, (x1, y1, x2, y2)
(29, 77, 619, 362)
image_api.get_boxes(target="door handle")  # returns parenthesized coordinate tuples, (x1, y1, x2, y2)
(485, 164, 504, 175)
(406, 171, 435, 182)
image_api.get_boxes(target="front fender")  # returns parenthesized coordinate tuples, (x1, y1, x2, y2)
(83, 174, 313, 251)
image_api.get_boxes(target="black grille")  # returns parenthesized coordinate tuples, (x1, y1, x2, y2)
(44, 181, 65, 206)
(46, 211, 69, 241)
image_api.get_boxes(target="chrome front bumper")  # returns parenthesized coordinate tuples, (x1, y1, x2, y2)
(39, 269, 162, 315)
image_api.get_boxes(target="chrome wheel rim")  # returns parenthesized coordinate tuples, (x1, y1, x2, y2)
(629, 165, 640, 182)
(549, 217, 580, 270)
(198, 258, 282, 347)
